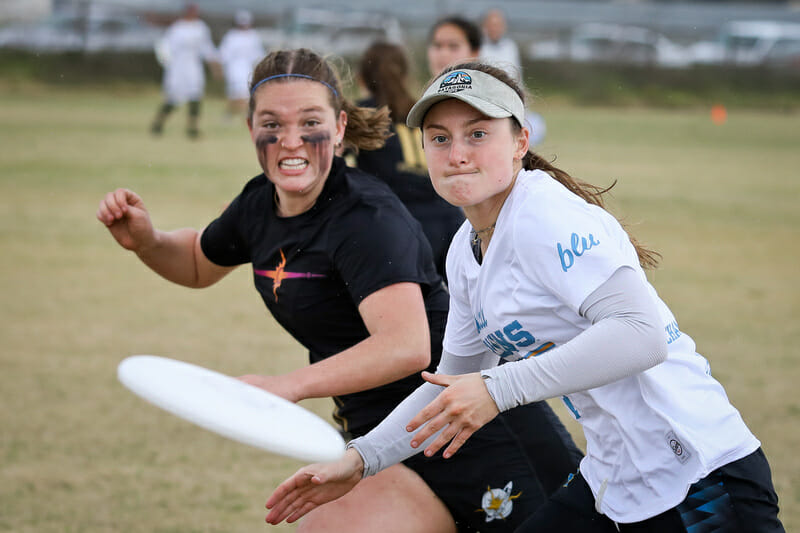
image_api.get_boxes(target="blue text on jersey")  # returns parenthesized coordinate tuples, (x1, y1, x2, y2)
(481, 320, 537, 358)
(475, 308, 488, 333)
(478, 319, 583, 418)
(558, 232, 600, 272)
(665, 320, 682, 344)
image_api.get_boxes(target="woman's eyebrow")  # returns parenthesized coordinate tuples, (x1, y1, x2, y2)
(254, 106, 326, 118)
(425, 115, 490, 131)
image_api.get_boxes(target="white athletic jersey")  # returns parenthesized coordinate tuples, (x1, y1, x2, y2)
(219, 28, 265, 99)
(160, 19, 217, 104)
(443, 169, 760, 523)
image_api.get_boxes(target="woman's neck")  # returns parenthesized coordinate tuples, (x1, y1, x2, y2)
(274, 187, 322, 217)
(464, 174, 517, 246)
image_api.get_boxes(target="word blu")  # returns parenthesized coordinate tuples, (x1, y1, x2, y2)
(557, 232, 600, 272)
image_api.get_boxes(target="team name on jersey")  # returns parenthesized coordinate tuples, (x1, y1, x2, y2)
(480, 319, 537, 358)
(557, 232, 600, 272)
(475, 309, 488, 333)
(665, 320, 682, 344)
(476, 316, 581, 418)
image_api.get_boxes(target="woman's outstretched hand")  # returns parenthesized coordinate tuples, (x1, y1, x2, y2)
(265, 448, 365, 525)
(407, 371, 499, 459)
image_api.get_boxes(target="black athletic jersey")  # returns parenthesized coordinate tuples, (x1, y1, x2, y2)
(200, 157, 449, 435)
(355, 98, 465, 281)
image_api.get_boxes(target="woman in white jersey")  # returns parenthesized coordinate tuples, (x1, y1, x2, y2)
(218, 10, 265, 118)
(264, 63, 783, 532)
(150, 3, 219, 138)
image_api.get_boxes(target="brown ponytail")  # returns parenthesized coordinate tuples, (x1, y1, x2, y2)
(359, 42, 416, 124)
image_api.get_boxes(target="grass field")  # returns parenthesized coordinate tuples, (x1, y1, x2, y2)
(1, 83, 798, 532)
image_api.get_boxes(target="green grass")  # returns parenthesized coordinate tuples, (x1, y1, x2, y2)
(1, 84, 798, 531)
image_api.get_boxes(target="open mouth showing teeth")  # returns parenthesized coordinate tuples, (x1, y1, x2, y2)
(279, 158, 308, 170)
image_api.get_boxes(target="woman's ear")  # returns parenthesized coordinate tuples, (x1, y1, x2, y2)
(515, 126, 530, 160)
(337, 110, 348, 144)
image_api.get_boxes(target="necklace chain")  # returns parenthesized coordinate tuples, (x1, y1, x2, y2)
(470, 222, 496, 245)
(474, 222, 496, 235)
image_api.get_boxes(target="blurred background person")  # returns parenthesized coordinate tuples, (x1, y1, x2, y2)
(151, 2, 219, 139)
(218, 9, 265, 120)
(350, 16, 482, 282)
(355, 42, 464, 282)
(479, 8, 522, 82)
(426, 16, 482, 78)
(478, 8, 547, 146)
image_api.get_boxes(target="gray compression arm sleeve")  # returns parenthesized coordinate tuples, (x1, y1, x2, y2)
(348, 351, 495, 478)
(481, 266, 668, 411)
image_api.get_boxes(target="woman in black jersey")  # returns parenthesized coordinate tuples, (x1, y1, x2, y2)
(354, 18, 483, 283)
(97, 48, 581, 532)
(356, 42, 464, 282)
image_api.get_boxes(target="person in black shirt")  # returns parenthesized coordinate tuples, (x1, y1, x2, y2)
(354, 19, 485, 283)
(97, 48, 580, 532)
(201, 156, 449, 435)
(356, 42, 464, 282)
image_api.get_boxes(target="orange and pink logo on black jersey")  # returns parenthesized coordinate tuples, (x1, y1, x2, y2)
(254, 249, 325, 301)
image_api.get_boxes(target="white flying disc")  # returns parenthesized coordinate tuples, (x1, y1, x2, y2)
(117, 355, 345, 463)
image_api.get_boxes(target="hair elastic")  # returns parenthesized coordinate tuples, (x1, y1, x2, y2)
(250, 74, 339, 97)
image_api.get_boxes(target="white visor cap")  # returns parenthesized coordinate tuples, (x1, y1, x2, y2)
(407, 69, 526, 129)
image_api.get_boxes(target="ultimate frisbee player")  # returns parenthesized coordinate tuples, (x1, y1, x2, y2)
(266, 62, 784, 532)
(98, 49, 582, 532)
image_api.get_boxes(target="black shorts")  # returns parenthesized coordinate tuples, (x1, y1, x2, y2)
(514, 447, 784, 533)
(403, 401, 583, 532)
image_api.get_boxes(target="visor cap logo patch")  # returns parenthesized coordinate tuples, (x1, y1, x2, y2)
(439, 71, 472, 94)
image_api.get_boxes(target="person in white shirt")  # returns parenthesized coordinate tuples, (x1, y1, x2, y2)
(479, 8, 521, 82)
(478, 9, 547, 147)
(263, 62, 784, 532)
(218, 10, 265, 119)
(150, 3, 219, 139)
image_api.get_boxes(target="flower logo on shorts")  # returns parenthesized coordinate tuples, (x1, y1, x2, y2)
(477, 481, 522, 522)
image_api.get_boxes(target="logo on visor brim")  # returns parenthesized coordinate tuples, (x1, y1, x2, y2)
(439, 71, 472, 94)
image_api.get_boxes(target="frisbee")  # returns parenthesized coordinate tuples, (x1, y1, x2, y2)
(117, 355, 345, 463)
